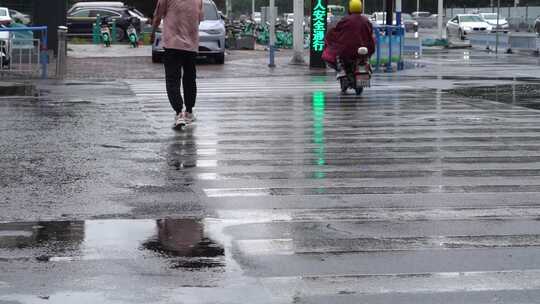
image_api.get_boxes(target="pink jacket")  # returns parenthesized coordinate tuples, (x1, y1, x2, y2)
(154, 0, 204, 52)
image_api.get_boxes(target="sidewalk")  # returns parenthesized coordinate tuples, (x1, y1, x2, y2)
(68, 44, 153, 58)
(64, 46, 326, 80)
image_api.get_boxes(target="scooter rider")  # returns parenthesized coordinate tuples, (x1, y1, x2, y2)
(323, 0, 375, 72)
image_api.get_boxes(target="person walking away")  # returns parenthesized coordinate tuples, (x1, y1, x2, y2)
(151, 0, 204, 128)
(322, 0, 375, 76)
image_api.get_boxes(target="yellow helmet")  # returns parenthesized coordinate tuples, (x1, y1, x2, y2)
(349, 0, 362, 14)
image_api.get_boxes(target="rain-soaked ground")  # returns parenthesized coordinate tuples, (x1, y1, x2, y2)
(0, 219, 224, 267)
(0, 82, 35, 97)
(449, 83, 540, 110)
(1, 49, 540, 303)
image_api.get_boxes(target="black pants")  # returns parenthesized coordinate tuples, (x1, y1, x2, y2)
(164, 48, 197, 114)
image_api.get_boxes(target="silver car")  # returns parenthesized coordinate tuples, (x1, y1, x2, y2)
(8, 9, 30, 25)
(152, 0, 225, 64)
(479, 13, 509, 32)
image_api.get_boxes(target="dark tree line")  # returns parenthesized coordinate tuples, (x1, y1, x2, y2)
(2, 0, 540, 16)
(83, 0, 540, 15)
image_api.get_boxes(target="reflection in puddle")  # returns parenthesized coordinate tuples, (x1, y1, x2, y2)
(167, 129, 199, 169)
(142, 219, 224, 269)
(0, 221, 85, 253)
(0, 219, 224, 269)
(312, 91, 326, 180)
(0, 292, 125, 304)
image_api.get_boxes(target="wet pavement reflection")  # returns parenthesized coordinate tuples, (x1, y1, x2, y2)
(0, 219, 224, 269)
(142, 219, 224, 268)
(167, 128, 198, 170)
(449, 83, 540, 110)
(311, 91, 326, 180)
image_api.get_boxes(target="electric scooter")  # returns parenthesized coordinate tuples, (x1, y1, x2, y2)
(100, 17, 112, 47)
(0, 41, 9, 67)
(127, 17, 140, 48)
(0, 25, 10, 67)
(337, 47, 372, 95)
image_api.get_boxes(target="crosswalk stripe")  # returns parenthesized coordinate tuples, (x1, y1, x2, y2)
(260, 269, 540, 296)
(125, 75, 540, 297)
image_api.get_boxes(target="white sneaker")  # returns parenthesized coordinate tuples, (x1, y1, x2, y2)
(184, 112, 195, 124)
(175, 112, 186, 128)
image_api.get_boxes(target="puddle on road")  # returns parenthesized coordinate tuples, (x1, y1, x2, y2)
(0, 219, 224, 269)
(0, 291, 125, 304)
(430, 76, 539, 82)
(0, 83, 36, 97)
(448, 83, 540, 110)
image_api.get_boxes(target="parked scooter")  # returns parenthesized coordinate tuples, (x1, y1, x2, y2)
(0, 40, 9, 68)
(0, 25, 10, 67)
(100, 17, 112, 47)
(127, 17, 140, 48)
(337, 47, 372, 95)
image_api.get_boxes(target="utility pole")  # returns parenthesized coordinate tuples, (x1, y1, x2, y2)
(290, 0, 305, 64)
(437, 0, 443, 39)
(396, 0, 402, 25)
(269, 0, 276, 67)
(385, 0, 393, 25)
(226, 0, 232, 17)
(416, 0, 419, 13)
(496, 0, 500, 54)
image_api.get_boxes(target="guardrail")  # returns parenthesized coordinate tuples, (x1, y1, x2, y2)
(508, 33, 540, 53)
(468, 32, 510, 52)
(468, 32, 539, 54)
(403, 36, 422, 57)
(0, 26, 48, 79)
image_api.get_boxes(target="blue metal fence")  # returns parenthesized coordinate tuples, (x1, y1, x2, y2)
(0, 26, 48, 79)
(373, 25, 405, 72)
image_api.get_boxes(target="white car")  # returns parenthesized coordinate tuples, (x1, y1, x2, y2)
(371, 12, 388, 26)
(0, 8, 11, 67)
(412, 11, 437, 27)
(9, 9, 30, 25)
(252, 12, 261, 23)
(479, 13, 509, 32)
(0, 8, 12, 41)
(0, 7, 12, 25)
(152, 0, 225, 64)
(284, 13, 294, 25)
(446, 14, 493, 40)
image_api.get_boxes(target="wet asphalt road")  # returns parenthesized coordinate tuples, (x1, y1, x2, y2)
(2, 50, 540, 303)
